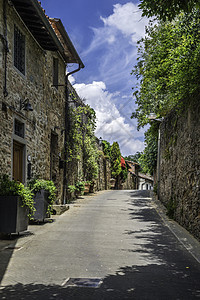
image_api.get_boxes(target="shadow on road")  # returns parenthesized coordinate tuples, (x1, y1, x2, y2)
(1, 190, 200, 299)
(0, 260, 199, 300)
(0, 230, 34, 283)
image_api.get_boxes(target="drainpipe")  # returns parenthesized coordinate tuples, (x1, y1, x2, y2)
(63, 63, 82, 204)
(1, 0, 9, 97)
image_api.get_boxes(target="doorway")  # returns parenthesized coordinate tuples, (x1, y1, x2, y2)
(13, 140, 24, 182)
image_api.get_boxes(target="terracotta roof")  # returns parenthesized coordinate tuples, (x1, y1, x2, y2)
(138, 173, 153, 181)
(11, 0, 84, 66)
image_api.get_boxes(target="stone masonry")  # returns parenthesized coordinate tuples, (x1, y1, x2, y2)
(160, 96, 200, 241)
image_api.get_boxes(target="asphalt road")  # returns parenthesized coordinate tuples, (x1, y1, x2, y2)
(0, 190, 200, 299)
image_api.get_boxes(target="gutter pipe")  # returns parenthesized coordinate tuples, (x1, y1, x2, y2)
(1, 0, 9, 97)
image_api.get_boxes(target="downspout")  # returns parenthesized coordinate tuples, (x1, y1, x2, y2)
(1, 0, 9, 97)
(63, 63, 83, 204)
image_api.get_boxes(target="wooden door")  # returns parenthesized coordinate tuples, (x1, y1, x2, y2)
(13, 141, 24, 182)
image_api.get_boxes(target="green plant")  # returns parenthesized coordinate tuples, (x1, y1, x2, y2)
(153, 183, 158, 195)
(110, 142, 122, 179)
(29, 179, 57, 214)
(132, 11, 200, 129)
(0, 174, 35, 219)
(67, 185, 76, 193)
(75, 181, 85, 192)
(167, 197, 177, 219)
(66, 105, 99, 182)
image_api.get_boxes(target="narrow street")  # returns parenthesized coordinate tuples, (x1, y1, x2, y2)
(0, 190, 200, 299)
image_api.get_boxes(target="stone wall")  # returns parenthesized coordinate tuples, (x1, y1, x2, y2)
(121, 173, 137, 190)
(160, 97, 200, 241)
(0, 1, 66, 203)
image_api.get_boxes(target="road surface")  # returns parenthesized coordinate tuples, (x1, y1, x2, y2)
(0, 190, 200, 299)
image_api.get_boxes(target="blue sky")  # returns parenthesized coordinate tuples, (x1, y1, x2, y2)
(41, 0, 149, 156)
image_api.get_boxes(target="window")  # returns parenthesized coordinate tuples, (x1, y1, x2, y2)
(53, 57, 58, 88)
(14, 25, 25, 75)
(14, 119, 24, 138)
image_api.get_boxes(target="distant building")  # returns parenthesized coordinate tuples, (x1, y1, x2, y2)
(123, 161, 140, 190)
(138, 173, 153, 190)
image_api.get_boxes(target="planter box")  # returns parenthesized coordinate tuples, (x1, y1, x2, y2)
(84, 184, 90, 194)
(0, 196, 28, 234)
(75, 190, 83, 198)
(110, 178, 116, 189)
(33, 189, 50, 222)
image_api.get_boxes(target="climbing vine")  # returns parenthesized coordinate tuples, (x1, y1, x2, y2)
(66, 104, 98, 181)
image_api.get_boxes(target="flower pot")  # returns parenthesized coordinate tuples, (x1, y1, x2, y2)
(0, 196, 28, 234)
(33, 189, 50, 221)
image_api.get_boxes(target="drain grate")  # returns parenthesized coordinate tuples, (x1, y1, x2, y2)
(4, 246, 23, 251)
(63, 278, 102, 288)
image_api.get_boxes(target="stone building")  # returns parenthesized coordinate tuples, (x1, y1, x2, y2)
(0, 0, 84, 203)
(122, 161, 140, 190)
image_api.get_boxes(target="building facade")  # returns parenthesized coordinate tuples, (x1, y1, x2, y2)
(0, 0, 83, 203)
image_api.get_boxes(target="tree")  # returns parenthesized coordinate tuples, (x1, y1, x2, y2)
(132, 10, 200, 129)
(139, 0, 200, 21)
(138, 124, 159, 176)
(110, 142, 122, 179)
(102, 140, 111, 157)
(124, 152, 142, 164)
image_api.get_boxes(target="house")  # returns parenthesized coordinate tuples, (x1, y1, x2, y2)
(138, 173, 153, 190)
(0, 0, 83, 203)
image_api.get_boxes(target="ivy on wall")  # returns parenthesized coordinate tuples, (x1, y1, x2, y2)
(66, 104, 98, 182)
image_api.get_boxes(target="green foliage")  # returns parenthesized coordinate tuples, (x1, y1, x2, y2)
(75, 181, 85, 192)
(167, 197, 177, 219)
(102, 140, 111, 157)
(139, 0, 199, 21)
(110, 142, 122, 179)
(83, 135, 98, 181)
(67, 185, 76, 193)
(132, 10, 200, 129)
(153, 182, 157, 195)
(0, 175, 35, 219)
(124, 152, 142, 163)
(67, 104, 98, 181)
(138, 124, 158, 175)
(120, 164, 128, 183)
(29, 179, 57, 214)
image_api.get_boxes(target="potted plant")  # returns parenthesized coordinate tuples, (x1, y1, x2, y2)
(75, 181, 85, 197)
(29, 179, 57, 222)
(84, 181, 91, 194)
(67, 185, 76, 200)
(0, 175, 35, 234)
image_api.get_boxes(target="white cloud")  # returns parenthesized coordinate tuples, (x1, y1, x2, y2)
(83, 2, 148, 58)
(100, 2, 148, 44)
(81, 2, 149, 93)
(72, 2, 150, 155)
(73, 80, 145, 155)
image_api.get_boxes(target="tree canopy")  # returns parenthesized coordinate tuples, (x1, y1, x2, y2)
(132, 10, 200, 129)
(110, 142, 122, 179)
(139, 0, 200, 21)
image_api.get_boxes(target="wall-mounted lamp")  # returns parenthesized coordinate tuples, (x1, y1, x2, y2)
(20, 98, 33, 112)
